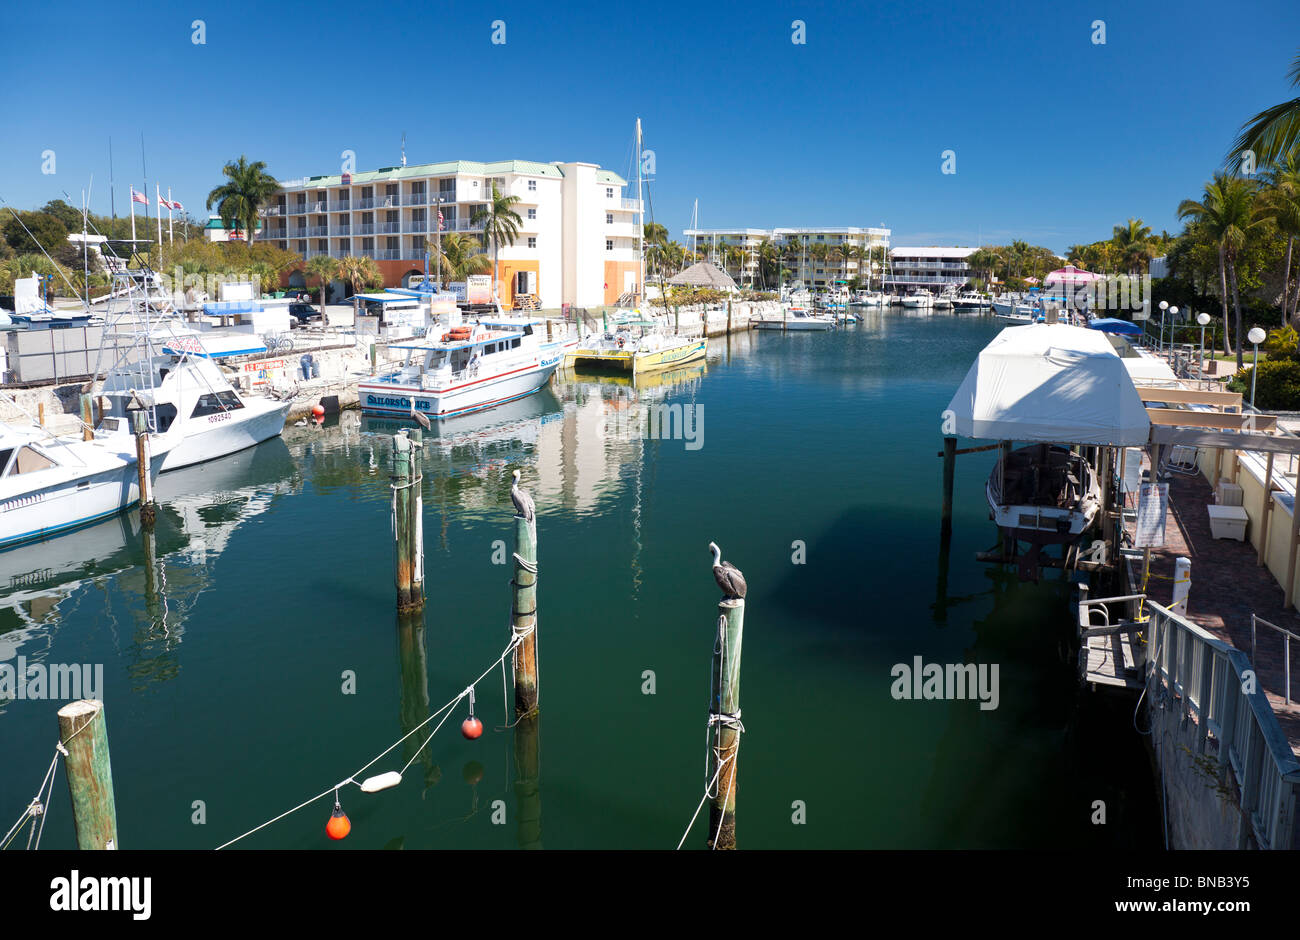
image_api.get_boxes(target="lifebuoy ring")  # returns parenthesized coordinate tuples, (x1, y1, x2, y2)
(617, 337, 625, 348)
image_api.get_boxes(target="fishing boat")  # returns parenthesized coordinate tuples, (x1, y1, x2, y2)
(986, 443, 1102, 563)
(359, 317, 563, 419)
(0, 420, 171, 551)
(952, 291, 989, 309)
(900, 290, 934, 308)
(568, 315, 707, 373)
(752, 307, 836, 331)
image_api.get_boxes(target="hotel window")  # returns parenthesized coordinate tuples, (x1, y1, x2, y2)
(340, 239, 350, 252)
(606, 188, 614, 198)
(413, 236, 425, 252)
(386, 237, 398, 250)
(527, 208, 536, 220)
(527, 237, 536, 248)
(606, 213, 613, 225)
(527, 179, 536, 191)
(296, 241, 306, 254)
(606, 239, 614, 251)
(317, 240, 327, 252)
(362, 238, 374, 250)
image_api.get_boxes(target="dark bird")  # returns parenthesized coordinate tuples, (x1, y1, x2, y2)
(708, 541, 746, 599)
(409, 400, 431, 430)
(511, 469, 535, 523)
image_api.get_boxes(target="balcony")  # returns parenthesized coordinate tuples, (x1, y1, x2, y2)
(354, 197, 375, 209)
(375, 249, 404, 260)
(308, 200, 327, 213)
(434, 188, 457, 204)
(374, 195, 401, 209)
(265, 205, 285, 216)
(330, 226, 351, 236)
(405, 218, 431, 233)
(289, 203, 308, 214)
(355, 223, 375, 235)
(328, 200, 352, 211)
(620, 198, 642, 212)
(306, 226, 329, 237)
(403, 192, 428, 206)
(376, 222, 401, 234)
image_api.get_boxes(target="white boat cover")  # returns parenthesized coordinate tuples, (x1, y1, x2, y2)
(1120, 353, 1180, 387)
(946, 324, 1151, 445)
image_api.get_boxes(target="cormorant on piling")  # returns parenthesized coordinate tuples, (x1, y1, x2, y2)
(708, 541, 746, 600)
(511, 469, 535, 523)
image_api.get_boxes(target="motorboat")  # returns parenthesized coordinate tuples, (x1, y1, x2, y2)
(360, 317, 563, 419)
(752, 306, 836, 331)
(900, 291, 934, 308)
(568, 314, 706, 373)
(952, 292, 989, 309)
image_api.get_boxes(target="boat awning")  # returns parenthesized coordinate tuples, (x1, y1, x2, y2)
(202, 301, 260, 316)
(945, 324, 1152, 446)
(1121, 354, 1180, 386)
(1088, 317, 1143, 335)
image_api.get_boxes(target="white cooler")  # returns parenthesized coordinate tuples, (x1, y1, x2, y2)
(1207, 505, 1248, 541)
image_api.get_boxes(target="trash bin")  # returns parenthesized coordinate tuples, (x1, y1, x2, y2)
(311, 359, 321, 379)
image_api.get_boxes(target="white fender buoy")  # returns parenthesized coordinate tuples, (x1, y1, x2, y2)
(359, 771, 403, 793)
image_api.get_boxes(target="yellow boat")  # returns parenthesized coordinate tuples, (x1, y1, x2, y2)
(567, 315, 706, 375)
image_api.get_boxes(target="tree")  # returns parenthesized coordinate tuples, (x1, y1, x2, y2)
(1112, 218, 1154, 274)
(1229, 48, 1300, 168)
(305, 254, 339, 322)
(431, 232, 492, 289)
(337, 255, 383, 298)
(1178, 174, 1267, 367)
(206, 155, 279, 244)
(41, 200, 83, 233)
(3, 211, 68, 255)
(1261, 151, 1300, 324)
(470, 183, 522, 303)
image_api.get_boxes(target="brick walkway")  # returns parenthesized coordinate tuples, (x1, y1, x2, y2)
(1126, 471, 1300, 755)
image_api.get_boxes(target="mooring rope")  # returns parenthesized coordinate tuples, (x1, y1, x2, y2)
(2, 742, 65, 851)
(215, 636, 522, 850)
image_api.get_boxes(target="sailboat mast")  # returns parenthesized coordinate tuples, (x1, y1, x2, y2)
(636, 118, 644, 304)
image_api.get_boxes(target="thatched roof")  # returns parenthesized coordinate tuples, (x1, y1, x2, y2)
(666, 261, 737, 290)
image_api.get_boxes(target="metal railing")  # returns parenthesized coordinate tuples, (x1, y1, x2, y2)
(376, 223, 401, 234)
(328, 201, 352, 211)
(402, 193, 428, 206)
(330, 226, 351, 236)
(306, 226, 328, 237)
(1147, 600, 1300, 849)
(1252, 615, 1298, 706)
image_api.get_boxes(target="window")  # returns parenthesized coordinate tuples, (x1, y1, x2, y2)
(606, 188, 614, 198)
(606, 213, 613, 225)
(191, 391, 245, 418)
(606, 239, 614, 251)
(527, 208, 536, 220)
(511, 338, 520, 349)
(527, 179, 536, 191)
(527, 237, 536, 248)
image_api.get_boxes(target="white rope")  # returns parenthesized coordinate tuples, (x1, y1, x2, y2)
(675, 749, 734, 850)
(2, 744, 63, 851)
(216, 636, 520, 850)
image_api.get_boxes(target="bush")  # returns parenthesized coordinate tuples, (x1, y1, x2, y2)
(1228, 359, 1300, 410)
(1264, 324, 1300, 362)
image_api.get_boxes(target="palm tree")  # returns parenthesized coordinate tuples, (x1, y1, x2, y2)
(1261, 151, 1300, 324)
(206, 156, 279, 243)
(1229, 48, 1300, 168)
(431, 232, 492, 289)
(305, 254, 338, 323)
(1111, 218, 1154, 274)
(337, 254, 383, 299)
(1178, 174, 1266, 367)
(470, 183, 522, 303)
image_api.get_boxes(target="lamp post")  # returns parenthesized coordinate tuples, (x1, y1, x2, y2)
(1158, 300, 1168, 352)
(1249, 326, 1266, 409)
(1168, 305, 1178, 361)
(1197, 312, 1211, 386)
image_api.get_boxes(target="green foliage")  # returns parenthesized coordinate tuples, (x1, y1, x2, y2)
(1264, 324, 1300, 360)
(3, 211, 68, 255)
(1227, 358, 1300, 409)
(0, 254, 77, 296)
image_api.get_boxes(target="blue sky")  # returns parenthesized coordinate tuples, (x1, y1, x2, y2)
(2, 0, 1297, 253)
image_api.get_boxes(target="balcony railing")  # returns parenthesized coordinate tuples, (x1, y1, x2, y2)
(306, 226, 329, 237)
(376, 222, 401, 234)
(373, 195, 401, 209)
(289, 203, 308, 214)
(330, 226, 351, 236)
(354, 197, 375, 209)
(374, 249, 404, 260)
(620, 198, 641, 212)
(265, 206, 284, 216)
(328, 201, 351, 211)
(354, 224, 375, 235)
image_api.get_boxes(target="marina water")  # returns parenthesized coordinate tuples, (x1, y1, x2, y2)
(0, 309, 1160, 848)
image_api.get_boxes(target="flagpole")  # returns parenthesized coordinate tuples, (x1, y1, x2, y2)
(167, 188, 174, 246)
(130, 190, 137, 242)
(156, 185, 163, 246)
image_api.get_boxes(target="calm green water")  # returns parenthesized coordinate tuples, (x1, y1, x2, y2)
(0, 310, 1159, 849)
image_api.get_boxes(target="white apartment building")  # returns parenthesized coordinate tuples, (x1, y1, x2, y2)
(884, 246, 977, 292)
(261, 158, 643, 309)
(682, 227, 891, 289)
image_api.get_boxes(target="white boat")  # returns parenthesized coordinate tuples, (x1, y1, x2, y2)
(952, 292, 989, 309)
(97, 352, 290, 472)
(0, 421, 170, 551)
(857, 291, 887, 307)
(752, 307, 836, 331)
(359, 317, 562, 419)
(900, 291, 934, 308)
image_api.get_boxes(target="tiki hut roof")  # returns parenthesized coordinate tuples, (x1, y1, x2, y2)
(666, 261, 737, 290)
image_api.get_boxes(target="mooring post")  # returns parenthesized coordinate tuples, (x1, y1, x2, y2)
(408, 428, 425, 609)
(512, 507, 539, 719)
(726, 299, 733, 336)
(941, 437, 956, 533)
(369, 342, 377, 374)
(80, 393, 94, 441)
(391, 431, 417, 612)
(57, 700, 118, 850)
(132, 411, 155, 528)
(708, 596, 745, 849)
(38, 401, 45, 427)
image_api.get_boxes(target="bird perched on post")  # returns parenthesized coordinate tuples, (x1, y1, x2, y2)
(409, 400, 431, 430)
(708, 542, 746, 600)
(510, 469, 535, 523)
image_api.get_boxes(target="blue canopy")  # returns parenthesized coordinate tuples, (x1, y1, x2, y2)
(1088, 317, 1143, 336)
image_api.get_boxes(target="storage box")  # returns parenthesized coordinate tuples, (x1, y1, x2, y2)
(1217, 480, 1244, 506)
(1207, 504, 1249, 541)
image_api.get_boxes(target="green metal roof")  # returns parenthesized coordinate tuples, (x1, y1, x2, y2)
(287, 159, 567, 190)
(205, 217, 263, 230)
(594, 169, 628, 186)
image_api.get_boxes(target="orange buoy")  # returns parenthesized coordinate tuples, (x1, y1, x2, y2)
(326, 803, 351, 840)
(461, 717, 483, 740)
(312, 404, 325, 417)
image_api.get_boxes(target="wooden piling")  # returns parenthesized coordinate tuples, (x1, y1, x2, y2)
(132, 411, 155, 528)
(408, 429, 425, 609)
(941, 437, 956, 533)
(369, 342, 377, 373)
(80, 393, 94, 441)
(513, 714, 542, 849)
(37, 401, 45, 427)
(708, 597, 745, 849)
(391, 432, 419, 612)
(57, 700, 118, 850)
(512, 510, 539, 719)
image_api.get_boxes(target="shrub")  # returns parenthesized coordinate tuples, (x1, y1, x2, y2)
(1228, 359, 1300, 410)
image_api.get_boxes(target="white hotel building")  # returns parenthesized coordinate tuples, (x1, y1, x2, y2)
(884, 246, 977, 292)
(256, 159, 643, 309)
(682, 227, 891, 289)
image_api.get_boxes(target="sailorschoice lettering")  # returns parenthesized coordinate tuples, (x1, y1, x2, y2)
(49, 870, 152, 921)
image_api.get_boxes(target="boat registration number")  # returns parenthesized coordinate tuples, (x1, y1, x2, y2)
(208, 412, 233, 424)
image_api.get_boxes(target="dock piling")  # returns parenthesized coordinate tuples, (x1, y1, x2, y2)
(708, 596, 745, 849)
(390, 431, 423, 612)
(941, 437, 956, 534)
(56, 700, 118, 850)
(511, 508, 539, 718)
(132, 411, 155, 528)
(80, 393, 94, 441)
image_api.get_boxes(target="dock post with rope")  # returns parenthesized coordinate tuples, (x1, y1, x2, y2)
(708, 595, 745, 849)
(409, 429, 425, 608)
(57, 700, 118, 850)
(391, 431, 423, 613)
(511, 504, 539, 718)
(132, 411, 155, 528)
(80, 393, 94, 441)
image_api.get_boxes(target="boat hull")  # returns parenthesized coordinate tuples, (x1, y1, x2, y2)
(0, 460, 145, 551)
(359, 356, 560, 420)
(570, 338, 706, 373)
(158, 398, 291, 472)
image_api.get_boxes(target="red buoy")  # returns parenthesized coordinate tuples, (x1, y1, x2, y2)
(326, 805, 351, 840)
(312, 404, 325, 417)
(461, 717, 483, 740)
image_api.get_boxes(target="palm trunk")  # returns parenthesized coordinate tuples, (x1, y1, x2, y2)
(1230, 256, 1244, 370)
(1284, 235, 1296, 327)
(1219, 245, 1232, 356)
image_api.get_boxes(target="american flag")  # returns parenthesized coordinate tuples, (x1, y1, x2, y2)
(130, 188, 147, 204)
(437, 209, 445, 231)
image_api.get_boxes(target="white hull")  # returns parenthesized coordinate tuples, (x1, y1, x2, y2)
(361, 354, 560, 420)
(0, 456, 146, 551)
(753, 318, 835, 331)
(158, 398, 292, 472)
